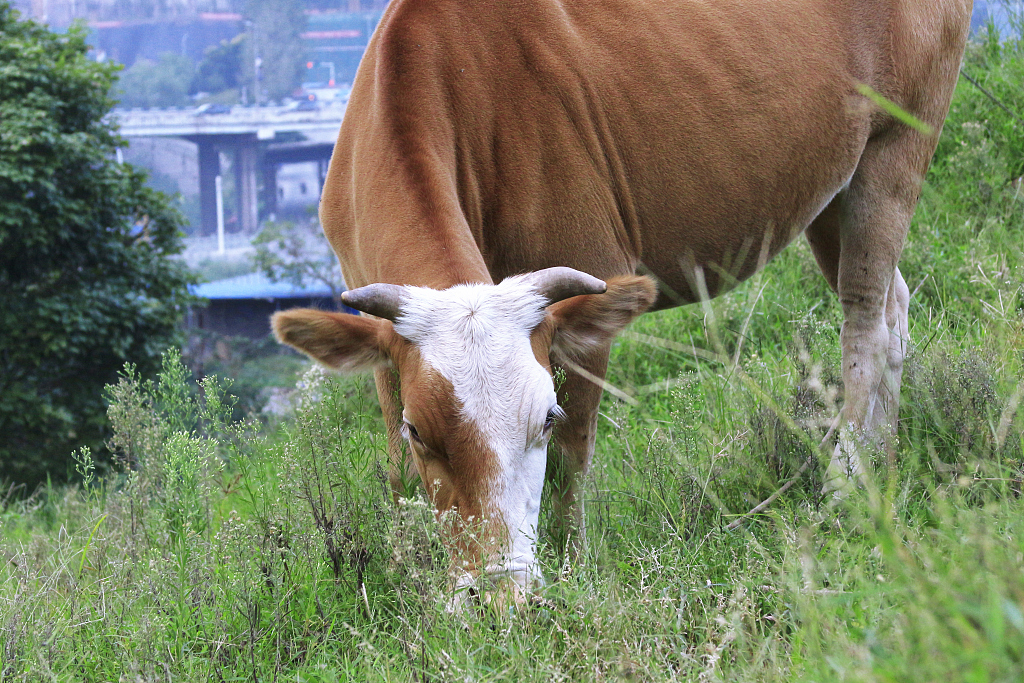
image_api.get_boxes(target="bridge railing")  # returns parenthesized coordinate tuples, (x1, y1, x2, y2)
(111, 102, 347, 130)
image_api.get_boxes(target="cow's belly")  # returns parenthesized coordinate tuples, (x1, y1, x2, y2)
(598, 2, 870, 304)
(483, 136, 862, 307)
(632, 128, 865, 307)
(483, 73, 867, 303)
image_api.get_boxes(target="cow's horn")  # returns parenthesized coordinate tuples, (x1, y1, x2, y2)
(523, 267, 607, 305)
(341, 283, 406, 321)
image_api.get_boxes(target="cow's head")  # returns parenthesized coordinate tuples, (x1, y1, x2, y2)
(272, 268, 656, 600)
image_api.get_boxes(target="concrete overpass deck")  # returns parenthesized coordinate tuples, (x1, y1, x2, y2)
(112, 102, 346, 139)
(111, 103, 346, 235)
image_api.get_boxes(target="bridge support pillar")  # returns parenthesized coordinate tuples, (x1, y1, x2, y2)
(262, 161, 278, 219)
(197, 140, 220, 236)
(236, 136, 259, 234)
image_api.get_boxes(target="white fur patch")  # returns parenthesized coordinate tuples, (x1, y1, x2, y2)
(393, 275, 558, 584)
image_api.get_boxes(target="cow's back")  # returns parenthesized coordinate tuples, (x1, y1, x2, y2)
(320, 0, 971, 300)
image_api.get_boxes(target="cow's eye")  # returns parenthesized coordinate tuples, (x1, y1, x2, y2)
(544, 405, 565, 432)
(404, 421, 422, 444)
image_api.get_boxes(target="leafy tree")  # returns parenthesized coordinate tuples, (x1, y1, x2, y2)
(0, 4, 197, 486)
(253, 220, 347, 305)
(114, 52, 194, 109)
(191, 35, 244, 96)
(243, 0, 306, 103)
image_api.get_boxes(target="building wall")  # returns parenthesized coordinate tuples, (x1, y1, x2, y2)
(124, 137, 200, 196)
(17, 0, 236, 24)
(15, 1, 389, 25)
(189, 296, 334, 339)
(275, 161, 322, 214)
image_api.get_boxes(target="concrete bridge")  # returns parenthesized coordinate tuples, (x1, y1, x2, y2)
(112, 103, 346, 235)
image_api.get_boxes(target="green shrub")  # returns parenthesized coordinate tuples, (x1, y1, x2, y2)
(0, 4, 196, 486)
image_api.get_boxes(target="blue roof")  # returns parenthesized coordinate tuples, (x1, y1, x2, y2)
(192, 272, 336, 300)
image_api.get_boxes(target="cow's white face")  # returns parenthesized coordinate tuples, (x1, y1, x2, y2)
(272, 269, 656, 599)
(393, 278, 560, 590)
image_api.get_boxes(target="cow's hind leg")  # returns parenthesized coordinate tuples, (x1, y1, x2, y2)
(806, 200, 911, 445)
(871, 267, 909, 455)
(806, 130, 926, 493)
(547, 344, 610, 564)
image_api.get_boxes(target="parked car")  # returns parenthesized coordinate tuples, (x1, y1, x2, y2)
(194, 103, 232, 115)
(280, 97, 320, 113)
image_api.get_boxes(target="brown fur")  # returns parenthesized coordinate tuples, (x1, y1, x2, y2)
(281, 0, 973, 572)
(547, 276, 659, 361)
(324, 1, 968, 298)
(399, 365, 506, 572)
(271, 309, 396, 372)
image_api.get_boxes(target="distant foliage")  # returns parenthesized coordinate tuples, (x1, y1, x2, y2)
(243, 0, 306, 102)
(0, 3, 196, 485)
(936, 20, 1024, 183)
(252, 220, 347, 305)
(114, 52, 194, 109)
(190, 35, 244, 96)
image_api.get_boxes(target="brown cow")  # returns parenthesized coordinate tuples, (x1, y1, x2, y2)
(273, 0, 973, 602)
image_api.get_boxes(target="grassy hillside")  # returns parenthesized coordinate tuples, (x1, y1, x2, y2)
(4, 27, 1024, 683)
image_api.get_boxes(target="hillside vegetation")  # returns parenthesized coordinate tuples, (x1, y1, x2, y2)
(4, 24, 1024, 683)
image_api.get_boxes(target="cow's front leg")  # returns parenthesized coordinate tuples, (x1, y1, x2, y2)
(375, 366, 416, 499)
(548, 344, 610, 563)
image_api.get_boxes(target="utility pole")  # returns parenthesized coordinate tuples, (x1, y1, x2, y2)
(215, 175, 225, 254)
(320, 62, 336, 87)
(246, 19, 261, 106)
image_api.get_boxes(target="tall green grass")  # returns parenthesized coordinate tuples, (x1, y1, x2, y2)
(4, 336, 1024, 680)
(5, 23, 1024, 683)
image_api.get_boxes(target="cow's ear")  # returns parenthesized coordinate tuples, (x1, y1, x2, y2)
(272, 309, 396, 372)
(548, 275, 657, 359)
